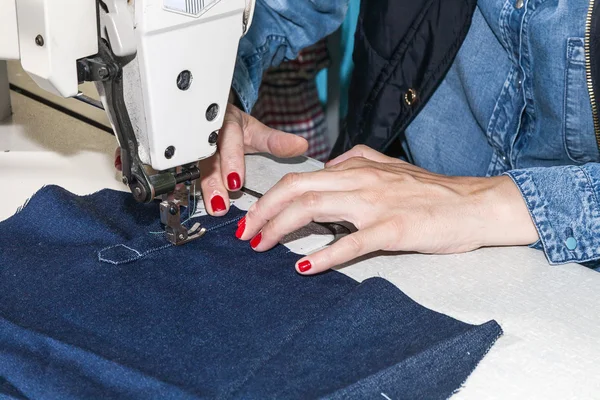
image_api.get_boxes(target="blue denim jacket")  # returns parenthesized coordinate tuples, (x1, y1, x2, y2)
(231, 0, 349, 112)
(233, 0, 600, 267)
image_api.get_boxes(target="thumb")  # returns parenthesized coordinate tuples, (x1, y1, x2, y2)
(264, 128, 308, 158)
(243, 114, 308, 158)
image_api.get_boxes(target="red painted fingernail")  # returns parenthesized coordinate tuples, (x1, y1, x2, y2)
(250, 232, 262, 249)
(235, 219, 245, 239)
(297, 260, 312, 273)
(114, 155, 122, 171)
(237, 216, 246, 227)
(227, 172, 241, 190)
(211, 195, 226, 212)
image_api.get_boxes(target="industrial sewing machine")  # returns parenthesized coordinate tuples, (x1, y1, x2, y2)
(0, 0, 255, 245)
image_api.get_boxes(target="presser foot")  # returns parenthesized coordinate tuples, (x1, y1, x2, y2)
(159, 199, 206, 246)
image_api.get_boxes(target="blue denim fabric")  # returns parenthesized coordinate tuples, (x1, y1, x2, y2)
(0, 186, 502, 399)
(232, 0, 349, 112)
(404, 1, 600, 266)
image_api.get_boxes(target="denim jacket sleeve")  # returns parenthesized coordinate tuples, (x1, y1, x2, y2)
(231, 0, 349, 112)
(505, 163, 600, 265)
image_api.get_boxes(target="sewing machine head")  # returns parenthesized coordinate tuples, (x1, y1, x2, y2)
(1, 0, 255, 245)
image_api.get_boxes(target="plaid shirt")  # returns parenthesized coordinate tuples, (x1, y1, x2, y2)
(251, 40, 330, 161)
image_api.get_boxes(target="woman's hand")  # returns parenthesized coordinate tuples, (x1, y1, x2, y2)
(196, 104, 307, 215)
(115, 104, 308, 215)
(236, 145, 539, 274)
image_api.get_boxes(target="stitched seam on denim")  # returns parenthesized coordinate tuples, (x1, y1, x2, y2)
(148, 214, 242, 235)
(498, 0, 514, 59)
(542, 166, 600, 263)
(232, 56, 252, 111)
(98, 243, 172, 265)
(505, 170, 557, 261)
(507, 1, 533, 167)
(485, 68, 518, 159)
(582, 166, 600, 207)
(508, 167, 600, 264)
(98, 216, 243, 265)
(577, 167, 600, 260)
(486, 153, 505, 177)
(205, 216, 243, 232)
(242, 35, 288, 65)
(235, 34, 290, 111)
(563, 51, 575, 163)
(510, 0, 548, 163)
(97, 244, 142, 264)
(563, 38, 597, 163)
(567, 38, 586, 65)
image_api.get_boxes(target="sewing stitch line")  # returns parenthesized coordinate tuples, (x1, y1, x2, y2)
(97, 215, 244, 265)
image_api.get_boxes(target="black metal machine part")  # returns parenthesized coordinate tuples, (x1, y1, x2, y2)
(77, 40, 201, 205)
(77, 38, 203, 245)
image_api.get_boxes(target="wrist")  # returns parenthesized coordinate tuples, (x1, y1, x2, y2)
(469, 175, 539, 248)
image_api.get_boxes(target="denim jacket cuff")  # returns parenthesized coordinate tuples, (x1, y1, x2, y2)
(505, 166, 600, 264)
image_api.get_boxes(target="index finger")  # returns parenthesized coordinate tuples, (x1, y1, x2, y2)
(238, 168, 362, 241)
(218, 115, 245, 191)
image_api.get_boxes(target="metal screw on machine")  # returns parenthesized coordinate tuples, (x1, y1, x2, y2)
(164, 146, 176, 159)
(97, 67, 109, 80)
(35, 35, 44, 47)
(131, 183, 148, 203)
(208, 131, 219, 145)
(206, 103, 219, 121)
(177, 70, 193, 91)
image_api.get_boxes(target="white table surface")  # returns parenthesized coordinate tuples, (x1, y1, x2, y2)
(1, 91, 600, 400)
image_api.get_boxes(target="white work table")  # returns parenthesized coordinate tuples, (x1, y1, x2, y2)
(1, 90, 600, 400)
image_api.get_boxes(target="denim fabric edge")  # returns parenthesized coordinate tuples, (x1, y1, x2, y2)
(324, 320, 503, 400)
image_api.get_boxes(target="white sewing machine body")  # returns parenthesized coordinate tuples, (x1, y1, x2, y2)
(0, 0, 255, 245)
(0, 0, 254, 171)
